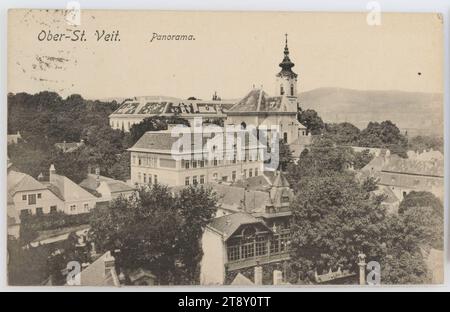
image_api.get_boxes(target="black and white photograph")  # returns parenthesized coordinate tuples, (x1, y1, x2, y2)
(5, 7, 446, 289)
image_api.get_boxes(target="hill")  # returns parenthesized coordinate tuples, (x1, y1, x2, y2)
(299, 88, 443, 137)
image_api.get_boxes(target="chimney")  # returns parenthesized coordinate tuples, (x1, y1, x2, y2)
(358, 253, 366, 285)
(49, 164, 56, 182)
(37, 172, 44, 181)
(273, 270, 283, 285)
(254, 264, 263, 285)
(104, 251, 116, 276)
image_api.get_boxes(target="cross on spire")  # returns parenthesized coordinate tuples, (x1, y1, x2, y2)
(277, 33, 297, 78)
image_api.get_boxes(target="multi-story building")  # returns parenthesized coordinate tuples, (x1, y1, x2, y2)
(111, 35, 311, 159)
(109, 96, 235, 132)
(128, 127, 265, 187)
(199, 172, 293, 285)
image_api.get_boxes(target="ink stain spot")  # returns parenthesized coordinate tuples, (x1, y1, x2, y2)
(417, 72, 422, 76)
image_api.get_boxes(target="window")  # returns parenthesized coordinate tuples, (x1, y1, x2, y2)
(28, 194, 36, 205)
(213, 158, 218, 166)
(185, 177, 190, 186)
(255, 168, 258, 176)
(232, 171, 236, 181)
(185, 162, 190, 169)
(36, 207, 43, 216)
(70, 205, 76, 212)
(227, 245, 240, 261)
(199, 160, 205, 168)
(143, 173, 147, 183)
(241, 242, 255, 259)
(50, 206, 57, 213)
(84, 203, 89, 211)
(193, 176, 198, 185)
(255, 236, 267, 256)
(283, 132, 288, 144)
(154, 175, 158, 184)
(138, 158, 142, 165)
(280, 84, 284, 95)
(22, 195, 27, 201)
(148, 175, 152, 185)
(37, 193, 42, 199)
(200, 175, 205, 184)
(222, 176, 228, 182)
(290, 84, 294, 96)
(192, 161, 197, 169)
(249, 169, 253, 178)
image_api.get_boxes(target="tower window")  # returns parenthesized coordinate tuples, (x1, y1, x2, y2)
(280, 84, 284, 95)
(290, 84, 294, 96)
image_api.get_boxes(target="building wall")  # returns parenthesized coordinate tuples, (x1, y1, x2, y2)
(200, 228, 226, 285)
(130, 151, 264, 187)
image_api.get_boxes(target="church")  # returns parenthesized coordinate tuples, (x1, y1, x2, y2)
(110, 35, 311, 159)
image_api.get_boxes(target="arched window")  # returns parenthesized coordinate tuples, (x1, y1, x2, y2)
(240, 121, 247, 130)
(290, 84, 294, 96)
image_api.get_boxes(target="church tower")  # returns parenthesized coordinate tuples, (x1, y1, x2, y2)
(275, 34, 298, 98)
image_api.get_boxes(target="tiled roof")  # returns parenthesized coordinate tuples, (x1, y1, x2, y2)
(208, 212, 269, 240)
(381, 156, 443, 177)
(7, 170, 47, 195)
(79, 174, 134, 193)
(129, 131, 180, 152)
(110, 96, 234, 117)
(209, 183, 272, 214)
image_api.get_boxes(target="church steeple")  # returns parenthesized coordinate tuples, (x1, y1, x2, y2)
(277, 34, 297, 79)
(275, 34, 298, 97)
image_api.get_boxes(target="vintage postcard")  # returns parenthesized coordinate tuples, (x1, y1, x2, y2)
(7, 9, 444, 287)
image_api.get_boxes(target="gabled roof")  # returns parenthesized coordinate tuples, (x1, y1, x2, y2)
(228, 89, 285, 113)
(231, 273, 254, 285)
(80, 174, 134, 194)
(128, 131, 182, 152)
(46, 173, 97, 202)
(207, 212, 270, 240)
(77, 251, 120, 286)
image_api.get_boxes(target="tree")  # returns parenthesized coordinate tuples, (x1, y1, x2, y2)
(289, 172, 388, 282)
(297, 109, 324, 135)
(398, 191, 443, 250)
(286, 137, 353, 186)
(358, 121, 408, 158)
(324, 122, 360, 145)
(278, 139, 294, 171)
(353, 149, 375, 170)
(89, 184, 218, 284)
(408, 135, 443, 153)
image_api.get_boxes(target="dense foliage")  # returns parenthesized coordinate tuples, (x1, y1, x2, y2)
(287, 137, 435, 284)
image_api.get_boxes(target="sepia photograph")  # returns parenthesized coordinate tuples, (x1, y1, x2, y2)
(6, 9, 445, 288)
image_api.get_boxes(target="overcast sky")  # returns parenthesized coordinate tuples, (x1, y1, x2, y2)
(8, 10, 443, 100)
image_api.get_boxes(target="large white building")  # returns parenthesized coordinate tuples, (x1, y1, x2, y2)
(128, 126, 265, 187)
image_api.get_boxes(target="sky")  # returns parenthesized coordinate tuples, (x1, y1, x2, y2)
(8, 10, 444, 100)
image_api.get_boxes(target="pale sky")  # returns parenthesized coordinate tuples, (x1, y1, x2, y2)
(8, 10, 443, 100)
